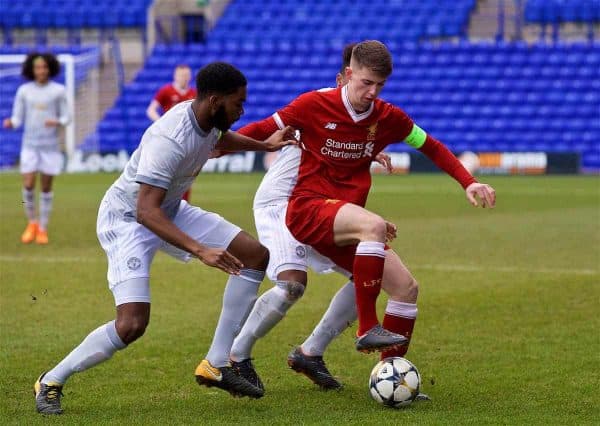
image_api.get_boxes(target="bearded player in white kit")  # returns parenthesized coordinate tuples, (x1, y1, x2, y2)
(33, 62, 296, 415)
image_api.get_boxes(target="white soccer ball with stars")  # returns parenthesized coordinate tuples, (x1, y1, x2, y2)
(369, 357, 421, 408)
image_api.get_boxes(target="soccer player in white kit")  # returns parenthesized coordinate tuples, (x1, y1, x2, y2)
(229, 44, 395, 391)
(3, 53, 70, 245)
(33, 62, 296, 415)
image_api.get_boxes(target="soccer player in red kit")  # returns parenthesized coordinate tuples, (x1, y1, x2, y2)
(242, 40, 496, 354)
(146, 64, 197, 201)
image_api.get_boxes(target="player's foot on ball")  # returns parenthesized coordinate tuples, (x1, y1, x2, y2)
(35, 229, 49, 245)
(195, 359, 264, 399)
(287, 346, 342, 390)
(355, 324, 408, 353)
(21, 222, 38, 244)
(231, 358, 264, 391)
(415, 392, 431, 401)
(34, 372, 64, 415)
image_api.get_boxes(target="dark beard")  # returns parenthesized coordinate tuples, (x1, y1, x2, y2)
(213, 105, 230, 132)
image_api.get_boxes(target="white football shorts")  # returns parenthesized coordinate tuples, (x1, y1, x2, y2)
(19, 146, 63, 175)
(97, 190, 241, 305)
(254, 203, 350, 281)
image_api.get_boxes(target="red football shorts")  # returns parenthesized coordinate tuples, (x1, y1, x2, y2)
(286, 196, 357, 272)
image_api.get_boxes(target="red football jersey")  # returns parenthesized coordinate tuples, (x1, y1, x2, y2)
(154, 84, 196, 112)
(274, 86, 414, 207)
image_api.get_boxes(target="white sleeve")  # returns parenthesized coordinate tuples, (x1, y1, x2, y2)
(10, 85, 26, 128)
(135, 134, 184, 190)
(57, 85, 71, 126)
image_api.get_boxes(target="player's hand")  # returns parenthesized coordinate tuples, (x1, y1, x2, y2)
(375, 152, 393, 173)
(45, 119, 60, 127)
(466, 182, 496, 208)
(263, 125, 298, 151)
(196, 247, 244, 275)
(2, 118, 12, 129)
(385, 220, 397, 242)
(209, 149, 224, 159)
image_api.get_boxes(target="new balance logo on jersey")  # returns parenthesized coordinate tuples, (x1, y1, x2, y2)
(324, 122, 337, 130)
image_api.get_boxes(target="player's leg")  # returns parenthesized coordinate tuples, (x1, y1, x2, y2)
(35, 149, 62, 244)
(288, 278, 356, 390)
(34, 194, 159, 414)
(231, 205, 308, 368)
(35, 288, 150, 415)
(36, 173, 54, 244)
(379, 250, 419, 359)
(332, 203, 407, 351)
(19, 147, 38, 243)
(169, 202, 265, 398)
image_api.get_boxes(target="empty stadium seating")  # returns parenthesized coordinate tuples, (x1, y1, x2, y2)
(525, 0, 600, 24)
(0, 0, 152, 29)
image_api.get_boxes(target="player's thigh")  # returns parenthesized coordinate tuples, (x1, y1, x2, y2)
(38, 150, 63, 176)
(255, 204, 309, 281)
(97, 196, 162, 291)
(333, 203, 386, 245)
(171, 201, 267, 268)
(381, 250, 418, 302)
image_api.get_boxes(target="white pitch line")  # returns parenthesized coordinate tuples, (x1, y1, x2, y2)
(414, 263, 599, 276)
(0, 255, 598, 276)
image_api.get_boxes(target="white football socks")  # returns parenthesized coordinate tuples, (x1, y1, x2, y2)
(205, 269, 264, 368)
(230, 281, 305, 362)
(39, 191, 53, 231)
(42, 320, 126, 385)
(22, 188, 35, 222)
(301, 280, 357, 356)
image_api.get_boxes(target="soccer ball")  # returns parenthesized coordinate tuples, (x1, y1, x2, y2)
(369, 357, 421, 408)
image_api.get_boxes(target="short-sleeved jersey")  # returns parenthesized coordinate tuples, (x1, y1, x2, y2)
(11, 81, 70, 148)
(154, 84, 197, 112)
(110, 100, 220, 219)
(274, 85, 414, 207)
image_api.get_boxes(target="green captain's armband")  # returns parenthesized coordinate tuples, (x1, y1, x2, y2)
(405, 124, 427, 149)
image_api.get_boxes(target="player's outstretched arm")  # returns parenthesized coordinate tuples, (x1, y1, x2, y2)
(136, 183, 243, 274)
(216, 126, 297, 152)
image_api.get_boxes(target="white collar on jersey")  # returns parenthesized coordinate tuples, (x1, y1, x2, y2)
(341, 85, 374, 123)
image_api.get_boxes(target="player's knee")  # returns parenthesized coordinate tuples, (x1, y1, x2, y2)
(276, 280, 306, 302)
(406, 276, 419, 300)
(359, 215, 387, 241)
(243, 241, 269, 271)
(116, 316, 149, 344)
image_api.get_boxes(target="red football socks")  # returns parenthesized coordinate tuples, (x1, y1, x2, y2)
(353, 241, 386, 336)
(380, 301, 418, 359)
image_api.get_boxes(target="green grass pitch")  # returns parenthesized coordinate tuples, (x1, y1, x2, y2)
(1, 172, 598, 425)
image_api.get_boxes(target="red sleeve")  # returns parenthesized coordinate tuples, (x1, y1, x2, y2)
(273, 92, 315, 130)
(390, 105, 415, 142)
(154, 86, 168, 108)
(418, 134, 477, 189)
(237, 116, 280, 140)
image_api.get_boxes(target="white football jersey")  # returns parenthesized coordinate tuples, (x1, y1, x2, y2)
(253, 143, 301, 209)
(110, 101, 220, 219)
(10, 81, 70, 148)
